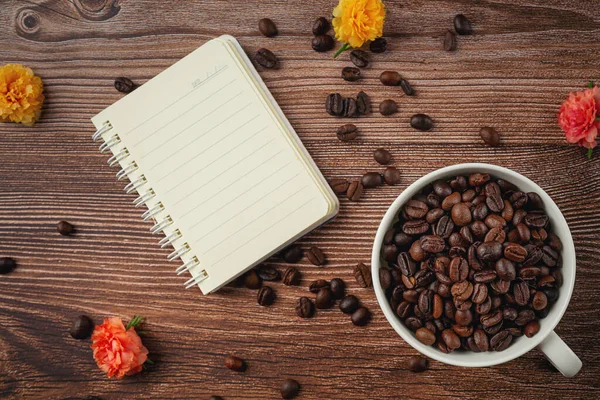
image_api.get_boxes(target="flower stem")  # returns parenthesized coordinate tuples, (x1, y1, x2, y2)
(587, 147, 593, 160)
(587, 80, 595, 88)
(126, 315, 145, 330)
(334, 43, 350, 59)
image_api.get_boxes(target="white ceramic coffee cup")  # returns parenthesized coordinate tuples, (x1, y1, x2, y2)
(371, 163, 582, 377)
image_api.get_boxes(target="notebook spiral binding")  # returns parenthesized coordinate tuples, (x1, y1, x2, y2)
(93, 121, 208, 289)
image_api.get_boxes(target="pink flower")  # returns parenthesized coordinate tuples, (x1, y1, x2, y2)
(558, 86, 600, 149)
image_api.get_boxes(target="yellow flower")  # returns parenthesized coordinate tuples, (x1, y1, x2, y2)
(332, 0, 386, 49)
(0, 64, 45, 126)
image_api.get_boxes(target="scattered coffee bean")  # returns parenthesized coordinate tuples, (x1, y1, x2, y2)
(380, 71, 401, 86)
(256, 265, 280, 281)
(244, 270, 262, 289)
(369, 37, 387, 53)
(0, 257, 17, 274)
(282, 245, 303, 263)
(312, 17, 330, 35)
(340, 294, 360, 314)
(379, 99, 398, 116)
(479, 127, 500, 146)
(337, 124, 358, 141)
(400, 79, 415, 96)
(283, 267, 301, 286)
(383, 166, 401, 185)
(444, 30, 457, 51)
(306, 246, 326, 266)
(70, 315, 93, 339)
(374, 148, 392, 165)
(349, 50, 369, 68)
(325, 93, 344, 116)
(351, 307, 371, 326)
(356, 91, 370, 115)
(258, 18, 278, 37)
(114, 77, 135, 93)
(343, 98, 358, 117)
(257, 286, 275, 306)
(255, 48, 279, 69)
(296, 297, 314, 318)
(280, 378, 301, 399)
(361, 172, 383, 188)
(408, 355, 429, 372)
(330, 178, 350, 194)
(330, 278, 346, 299)
(454, 14, 473, 35)
(209, 396, 224, 400)
(342, 66, 361, 82)
(347, 181, 364, 201)
(309, 279, 330, 293)
(312, 35, 335, 52)
(57, 220, 74, 236)
(224, 355, 245, 372)
(410, 114, 433, 131)
(315, 288, 333, 309)
(354, 262, 372, 288)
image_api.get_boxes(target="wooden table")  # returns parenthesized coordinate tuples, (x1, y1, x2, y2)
(1, 0, 599, 398)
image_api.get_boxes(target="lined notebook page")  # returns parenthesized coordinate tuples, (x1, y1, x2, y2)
(92, 38, 333, 293)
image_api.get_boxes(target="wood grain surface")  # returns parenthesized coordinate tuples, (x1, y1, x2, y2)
(1, 0, 600, 399)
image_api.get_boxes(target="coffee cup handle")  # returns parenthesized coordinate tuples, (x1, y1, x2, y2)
(537, 330, 582, 377)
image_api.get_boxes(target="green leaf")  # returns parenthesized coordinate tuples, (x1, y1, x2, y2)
(125, 315, 145, 330)
(587, 80, 594, 88)
(587, 147, 593, 160)
(333, 43, 350, 59)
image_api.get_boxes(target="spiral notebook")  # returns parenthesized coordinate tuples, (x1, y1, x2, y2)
(91, 35, 339, 294)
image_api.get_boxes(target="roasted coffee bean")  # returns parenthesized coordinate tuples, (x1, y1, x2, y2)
(57, 220, 74, 236)
(451, 203, 472, 226)
(397, 252, 417, 276)
(255, 48, 279, 69)
(306, 246, 326, 266)
(510, 191, 528, 209)
(501, 200, 514, 221)
(327, 278, 344, 300)
(400, 79, 415, 96)
(468, 173, 490, 187)
(448, 257, 469, 282)
(257, 265, 280, 281)
(282, 267, 301, 286)
(336, 124, 359, 142)
(484, 227, 505, 243)
(374, 148, 392, 165)
(420, 235, 445, 253)
(282, 245, 303, 263)
(362, 172, 383, 188)
(380, 71, 401, 86)
(477, 241, 503, 263)
(114, 77, 135, 93)
(454, 309, 473, 327)
(406, 316, 424, 331)
(354, 262, 372, 288)
(523, 244, 543, 266)
(258, 18, 278, 37)
(405, 200, 429, 219)
(410, 114, 433, 131)
(515, 309, 535, 326)
(379, 99, 398, 116)
(432, 180, 452, 198)
(312, 17, 330, 35)
(244, 270, 262, 289)
(347, 181, 364, 201)
(315, 288, 333, 309)
(356, 91, 370, 115)
(495, 258, 516, 281)
(70, 315, 93, 339)
(379, 269, 393, 290)
(444, 30, 457, 51)
(503, 307, 518, 321)
(451, 281, 473, 300)
(547, 233, 563, 251)
(470, 221, 489, 239)
(484, 182, 504, 213)
(281, 378, 301, 399)
(414, 269, 435, 289)
(408, 355, 429, 372)
(432, 293, 443, 318)
(370, 37, 387, 53)
(467, 243, 483, 271)
(490, 330, 512, 351)
(396, 300, 412, 319)
(532, 291, 548, 310)
(383, 244, 399, 262)
(417, 289, 433, 314)
(475, 296, 492, 315)
(209, 396, 224, 400)
(426, 193, 442, 209)
(473, 329, 489, 351)
(426, 208, 445, 224)
(296, 297, 314, 318)
(224, 355, 245, 371)
(342, 66, 361, 82)
(403, 289, 419, 303)
(520, 266, 542, 279)
(326, 93, 344, 116)
(504, 243, 527, 262)
(449, 175, 467, 191)
(257, 286, 275, 306)
(403, 220, 429, 236)
(490, 279, 510, 294)
(524, 320, 540, 338)
(309, 279, 330, 293)
(0, 257, 17, 274)
(442, 329, 461, 350)
(441, 192, 461, 211)
(471, 283, 488, 304)
(340, 294, 360, 314)
(513, 280, 530, 306)
(541, 245, 559, 267)
(351, 307, 371, 326)
(416, 327, 436, 345)
(454, 14, 473, 35)
(481, 309, 503, 328)
(383, 166, 402, 185)
(312, 34, 335, 52)
(479, 127, 500, 146)
(343, 98, 358, 117)
(349, 49, 369, 68)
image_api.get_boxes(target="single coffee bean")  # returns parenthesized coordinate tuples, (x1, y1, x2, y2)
(347, 181, 364, 201)
(405, 200, 429, 219)
(244, 270, 262, 289)
(374, 148, 392, 165)
(435, 215, 454, 239)
(326, 93, 344, 116)
(469, 173, 491, 187)
(369, 37, 387, 53)
(351, 307, 371, 326)
(330, 178, 349, 194)
(515, 309, 536, 326)
(342, 66, 361, 82)
(306, 246, 326, 266)
(433, 180, 452, 197)
(541, 245, 559, 267)
(426, 208, 445, 224)
(340, 294, 360, 314)
(403, 219, 429, 236)
(471, 282, 488, 304)
(504, 243, 527, 262)
(57, 220, 74, 236)
(524, 320, 540, 338)
(309, 279, 330, 293)
(420, 235, 445, 253)
(349, 49, 369, 68)
(451, 281, 473, 301)
(296, 297, 314, 318)
(400, 79, 415, 96)
(407, 355, 429, 372)
(257, 286, 275, 306)
(209, 396, 224, 400)
(479, 127, 500, 146)
(444, 30, 457, 51)
(441, 192, 461, 211)
(454, 309, 473, 327)
(361, 172, 383, 188)
(312, 17, 330, 35)
(410, 114, 433, 131)
(490, 330, 512, 351)
(70, 315, 93, 339)
(380, 71, 401, 86)
(397, 252, 417, 276)
(484, 227, 506, 243)
(114, 77, 135, 93)
(224, 355, 245, 372)
(281, 378, 301, 399)
(315, 288, 333, 309)
(473, 328, 489, 351)
(258, 18, 278, 37)
(0, 257, 17, 274)
(495, 258, 516, 281)
(448, 257, 469, 282)
(532, 291, 548, 310)
(354, 262, 372, 288)
(383, 166, 401, 185)
(379, 99, 398, 116)
(342, 98, 358, 117)
(255, 48, 279, 69)
(312, 35, 335, 52)
(416, 328, 436, 345)
(477, 241, 503, 263)
(356, 91, 371, 115)
(256, 265, 280, 281)
(282, 267, 301, 285)
(330, 278, 346, 299)
(451, 203, 472, 226)
(282, 245, 303, 263)
(454, 14, 473, 35)
(442, 329, 461, 350)
(336, 123, 358, 142)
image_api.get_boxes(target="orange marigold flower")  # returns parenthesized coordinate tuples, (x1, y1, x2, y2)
(558, 85, 599, 151)
(333, 0, 386, 49)
(91, 317, 149, 379)
(0, 64, 45, 126)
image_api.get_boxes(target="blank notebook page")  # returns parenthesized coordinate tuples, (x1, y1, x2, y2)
(92, 38, 331, 293)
